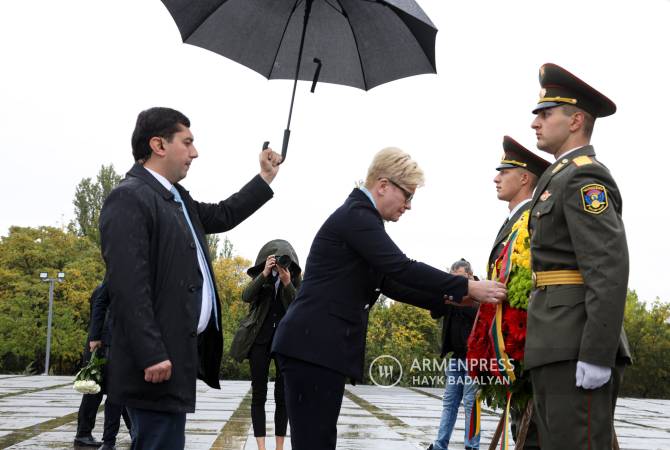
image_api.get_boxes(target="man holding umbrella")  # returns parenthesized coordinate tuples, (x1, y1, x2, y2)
(100, 107, 282, 449)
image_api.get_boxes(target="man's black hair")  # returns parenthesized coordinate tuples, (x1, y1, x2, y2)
(131, 107, 190, 162)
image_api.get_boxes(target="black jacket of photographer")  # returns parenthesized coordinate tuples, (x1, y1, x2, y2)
(230, 240, 302, 361)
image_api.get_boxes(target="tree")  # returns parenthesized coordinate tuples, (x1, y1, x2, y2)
(620, 290, 670, 398)
(0, 226, 104, 373)
(211, 252, 252, 380)
(72, 164, 122, 245)
(205, 234, 233, 260)
(365, 298, 442, 387)
(221, 236, 234, 259)
(206, 234, 220, 261)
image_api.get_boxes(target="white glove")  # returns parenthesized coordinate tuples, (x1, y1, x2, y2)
(575, 361, 611, 389)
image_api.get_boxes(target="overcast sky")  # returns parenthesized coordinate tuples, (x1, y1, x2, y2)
(1, 0, 668, 303)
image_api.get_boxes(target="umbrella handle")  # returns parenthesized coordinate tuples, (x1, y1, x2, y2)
(310, 58, 322, 93)
(281, 129, 290, 164)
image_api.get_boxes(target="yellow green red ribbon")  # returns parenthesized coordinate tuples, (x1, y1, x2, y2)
(500, 391, 512, 450)
(468, 390, 481, 441)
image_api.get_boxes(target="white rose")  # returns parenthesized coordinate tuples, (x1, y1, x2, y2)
(73, 380, 101, 394)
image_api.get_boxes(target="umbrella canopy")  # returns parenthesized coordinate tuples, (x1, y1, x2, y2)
(161, 0, 437, 90)
(160, 0, 438, 160)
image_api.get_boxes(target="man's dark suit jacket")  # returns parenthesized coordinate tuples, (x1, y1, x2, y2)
(100, 164, 273, 413)
(88, 282, 111, 346)
(272, 188, 468, 381)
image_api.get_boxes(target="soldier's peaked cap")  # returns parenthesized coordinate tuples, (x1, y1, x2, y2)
(532, 63, 616, 118)
(497, 136, 550, 177)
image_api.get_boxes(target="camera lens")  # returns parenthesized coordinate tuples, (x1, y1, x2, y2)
(276, 255, 291, 268)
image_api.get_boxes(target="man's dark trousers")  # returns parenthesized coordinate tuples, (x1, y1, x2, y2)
(127, 407, 186, 450)
(276, 354, 346, 450)
(531, 360, 624, 450)
(76, 391, 103, 438)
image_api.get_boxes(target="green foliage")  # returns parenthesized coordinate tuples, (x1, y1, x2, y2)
(2, 219, 669, 402)
(220, 236, 234, 259)
(620, 290, 670, 398)
(0, 226, 104, 374)
(212, 254, 252, 380)
(365, 297, 442, 387)
(71, 164, 122, 245)
(206, 234, 220, 261)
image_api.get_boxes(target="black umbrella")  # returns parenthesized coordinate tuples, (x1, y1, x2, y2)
(160, 0, 438, 162)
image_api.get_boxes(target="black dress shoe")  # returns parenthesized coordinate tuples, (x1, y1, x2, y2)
(100, 444, 116, 450)
(73, 435, 102, 447)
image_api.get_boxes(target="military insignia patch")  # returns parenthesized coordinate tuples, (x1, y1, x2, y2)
(540, 190, 551, 201)
(581, 184, 608, 214)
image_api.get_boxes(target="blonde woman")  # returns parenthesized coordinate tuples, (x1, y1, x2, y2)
(272, 147, 506, 450)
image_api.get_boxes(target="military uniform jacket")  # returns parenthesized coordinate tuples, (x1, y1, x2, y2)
(525, 145, 631, 370)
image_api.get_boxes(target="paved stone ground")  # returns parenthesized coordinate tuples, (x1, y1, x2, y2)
(0, 375, 668, 449)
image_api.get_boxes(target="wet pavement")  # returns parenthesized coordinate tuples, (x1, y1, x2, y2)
(0, 375, 668, 449)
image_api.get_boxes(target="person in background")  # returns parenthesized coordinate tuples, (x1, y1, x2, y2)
(230, 239, 302, 450)
(74, 282, 131, 450)
(428, 258, 479, 450)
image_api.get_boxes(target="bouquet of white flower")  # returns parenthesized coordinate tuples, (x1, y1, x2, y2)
(73, 348, 106, 395)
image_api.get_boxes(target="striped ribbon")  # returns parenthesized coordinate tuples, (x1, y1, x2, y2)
(490, 303, 516, 383)
(500, 391, 512, 450)
(468, 390, 481, 441)
(496, 228, 518, 284)
(489, 227, 518, 383)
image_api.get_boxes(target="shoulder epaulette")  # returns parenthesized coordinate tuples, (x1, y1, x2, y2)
(551, 159, 569, 174)
(572, 155, 593, 167)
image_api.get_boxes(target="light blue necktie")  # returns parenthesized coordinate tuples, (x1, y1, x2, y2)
(171, 186, 219, 331)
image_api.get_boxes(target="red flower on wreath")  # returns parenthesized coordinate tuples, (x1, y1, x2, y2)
(502, 305, 527, 361)
(466, 303, 497, 378)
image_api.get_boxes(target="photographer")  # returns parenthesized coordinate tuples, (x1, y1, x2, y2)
(230, 239, 301, 450)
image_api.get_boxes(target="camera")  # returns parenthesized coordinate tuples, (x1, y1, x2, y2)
(276, 254, 291, 269)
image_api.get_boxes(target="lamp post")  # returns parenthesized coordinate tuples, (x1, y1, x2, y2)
(39, 271, 65, 376)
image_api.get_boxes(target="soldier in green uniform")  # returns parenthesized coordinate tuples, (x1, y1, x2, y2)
(490, 136, 549, 450)
(489, 136, 549, 279)
(525, 63, 632, 450)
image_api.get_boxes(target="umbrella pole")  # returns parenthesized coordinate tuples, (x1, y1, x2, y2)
(281, 0, 313, 163)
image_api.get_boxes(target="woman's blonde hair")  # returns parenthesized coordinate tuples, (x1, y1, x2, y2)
(364, 147, 425, 190)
